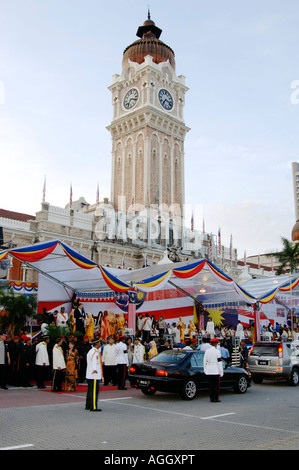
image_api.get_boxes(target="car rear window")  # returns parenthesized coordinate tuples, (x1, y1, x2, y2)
(149, 351, 188, 364)
(250, 344, 280, 357)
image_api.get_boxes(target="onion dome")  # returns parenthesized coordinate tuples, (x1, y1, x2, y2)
(122, 12, 175, 71)
(292, 220, 299, 242)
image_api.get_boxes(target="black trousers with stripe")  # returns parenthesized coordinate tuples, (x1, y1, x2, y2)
(86, 379, 100, 410)
(208, 375, 220, 401)
(117, 364, 127, 389)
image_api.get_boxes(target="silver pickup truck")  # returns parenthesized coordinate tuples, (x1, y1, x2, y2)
(247, 341, 299, 386)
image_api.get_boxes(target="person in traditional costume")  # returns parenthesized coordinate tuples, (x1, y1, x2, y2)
(117, 312, 126, 336)
(35, 335, 50, 389)
(177, 317, 185, 344)
(188, 319, 196, 337)
(65, 339, 79, 391)
(148, 340, 158, 359)
(52, 338, 66, 392)
(100, 311, 110, 342)
(85, 313, 95, 342)
(68, 310, 76, 334)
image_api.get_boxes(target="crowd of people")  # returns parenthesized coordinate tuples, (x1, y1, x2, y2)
(1, 304, 299, 392)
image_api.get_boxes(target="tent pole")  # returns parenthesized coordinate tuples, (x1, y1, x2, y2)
(168, 280, 200, 305)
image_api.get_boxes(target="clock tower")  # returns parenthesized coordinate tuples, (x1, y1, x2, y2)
(107, 13, 190, 233)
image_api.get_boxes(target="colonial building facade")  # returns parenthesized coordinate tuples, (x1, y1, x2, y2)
(0, 14, 239, 285)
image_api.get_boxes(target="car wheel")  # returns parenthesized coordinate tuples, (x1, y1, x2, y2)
(252, 375, 263, 384)
(180, 379, 197, 400)
(234, 375, 248, 394)
(140, 387, 156, 396)
(288, 368, 299, 386)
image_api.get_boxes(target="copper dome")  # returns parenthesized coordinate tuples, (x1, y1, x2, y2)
(292, 220, 299, 242)
(122, 15, 175, 70)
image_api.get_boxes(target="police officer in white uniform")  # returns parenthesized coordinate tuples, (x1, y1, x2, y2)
(115, 335, 129, 390)
(85, 337, 102, 412)
(203, 337, 223, 402)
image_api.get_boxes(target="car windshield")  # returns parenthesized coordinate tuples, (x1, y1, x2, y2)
(250, 345, 280, 357)
(149, 351, 189, 364)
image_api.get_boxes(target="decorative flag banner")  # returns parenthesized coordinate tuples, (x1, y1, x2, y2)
(259, 287, 278, 304)
(99, 265, 131, 293)
(278, 277, 299, 292)
(172, 260, 206, 279)
(133, 270, 172, 292)
(191, 213, 194, 232)
(60, 241, 98, 269)
(2, 239, 299, 305)
(7, 240, 59, 263)
(218, 228, 221, 257)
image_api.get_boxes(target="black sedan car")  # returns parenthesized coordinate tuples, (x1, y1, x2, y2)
(129, 349, 251, 400)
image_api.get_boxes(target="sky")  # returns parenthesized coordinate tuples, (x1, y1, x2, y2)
(0, 0, 298, 258)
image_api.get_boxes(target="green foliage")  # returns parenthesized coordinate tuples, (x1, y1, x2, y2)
(44, 324, 83, 345)
(273, 237, 299, 275)
(0, 287, 37, 334)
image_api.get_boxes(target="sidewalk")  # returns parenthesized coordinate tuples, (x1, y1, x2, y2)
(0, 380, 135, 409)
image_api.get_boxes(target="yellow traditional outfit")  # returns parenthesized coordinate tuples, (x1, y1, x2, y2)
(85, 313, 94, 342)
(177, 317, 185, 343)
(148, 341, 158, 359)
(65, 344, 79, 391)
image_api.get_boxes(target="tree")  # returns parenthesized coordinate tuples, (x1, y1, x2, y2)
(0, 286, 37, 335)
(269, 237, 299, 275)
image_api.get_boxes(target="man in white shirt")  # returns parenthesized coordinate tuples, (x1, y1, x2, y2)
(52, 337, 66, 392)
(204, 337, 223, 402)
(85, 337, 102, 411)
(115, 335, 129, 390)
(141, 314, 152, 343)
(56, 308, 68, 329)
(35, 335, 50, 389)
(206, 317, 215, 339)
(102, 336, 117, 386)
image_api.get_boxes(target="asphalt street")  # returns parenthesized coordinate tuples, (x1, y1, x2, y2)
(1, 380, 299, 454)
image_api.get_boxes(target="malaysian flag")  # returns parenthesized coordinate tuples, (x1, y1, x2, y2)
(70, 183, 73, 209)
(209, 237, 213, 262)
(96, 182, 99, 208)
(42, 175, 46, 203)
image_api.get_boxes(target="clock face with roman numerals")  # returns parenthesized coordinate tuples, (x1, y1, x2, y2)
(158, 89, 173, 110)
(123, 88, 139, 110)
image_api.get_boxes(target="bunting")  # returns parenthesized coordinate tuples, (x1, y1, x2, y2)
(1, 240, 299, 305)
(99, 266, 131, 293)
(133, 270, 172, 292)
